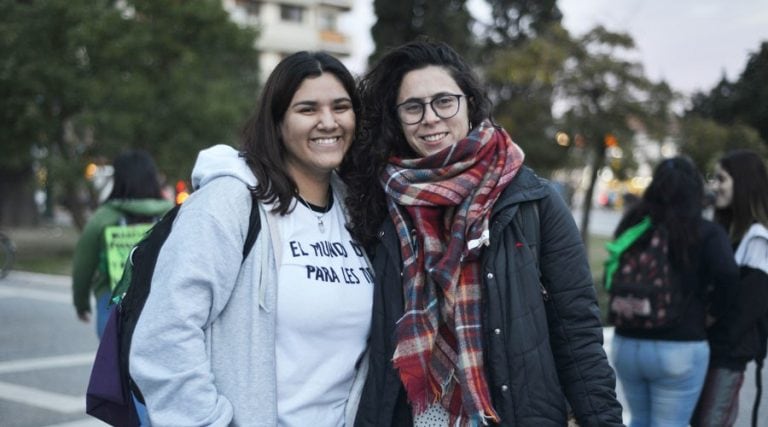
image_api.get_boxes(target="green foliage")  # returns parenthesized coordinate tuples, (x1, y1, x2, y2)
(477, 1, 563, 174)
(0, 0, 260, 226)
(484, 23, 571, 174)
(558, 26, 674, 154)
(686, 42, 768, 167)
(555, 26, 674, 245)
(483, 0, 562, 47)
(369, 0, 474, 64)
(679, 116, 767, 173)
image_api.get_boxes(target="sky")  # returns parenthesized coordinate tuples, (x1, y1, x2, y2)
(340, 0, 768, 96)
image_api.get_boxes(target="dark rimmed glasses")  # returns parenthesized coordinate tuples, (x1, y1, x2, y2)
(395, 94, 464, 125)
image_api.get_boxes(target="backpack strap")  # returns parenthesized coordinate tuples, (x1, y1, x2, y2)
(604, 216, 652, 291)
(242, 191, 261, 260)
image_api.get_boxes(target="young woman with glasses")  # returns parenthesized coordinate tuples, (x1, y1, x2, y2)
(342, 40, 623, 426)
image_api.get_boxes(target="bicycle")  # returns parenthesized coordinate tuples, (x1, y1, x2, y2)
(0, 231, 16, 279)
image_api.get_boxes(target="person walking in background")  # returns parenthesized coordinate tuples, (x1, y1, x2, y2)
(609, 157, 739, 427)
(130, 51, 373, 426)
(342, 40, 623, 426)
(692, 149, 768, 427)
(71, 149, 173, 338)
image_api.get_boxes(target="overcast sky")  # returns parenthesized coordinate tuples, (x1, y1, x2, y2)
(340, 0, 768, 96)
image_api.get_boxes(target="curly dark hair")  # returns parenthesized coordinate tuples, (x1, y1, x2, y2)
(341, 40, 492, 248)
(241, 51, 360, 215)
(614, 156, 705, 268)
(714, 149, 768, 242)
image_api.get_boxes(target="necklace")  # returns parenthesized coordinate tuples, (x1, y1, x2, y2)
(296, 191, 333, 233)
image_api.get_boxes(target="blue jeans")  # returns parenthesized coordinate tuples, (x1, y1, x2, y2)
(611, 335, 710, 427)
(95, 291, 113, 339)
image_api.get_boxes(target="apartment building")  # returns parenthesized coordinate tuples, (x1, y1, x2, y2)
(222, 0, 353, 79)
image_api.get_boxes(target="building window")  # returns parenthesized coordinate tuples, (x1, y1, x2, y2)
(280, 4, 304, 23)
(235, 0, 261, 16)
(318, 10, 337, 31)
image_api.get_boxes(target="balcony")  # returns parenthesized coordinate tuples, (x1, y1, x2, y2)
(318, 0, 352, 11)
(318, 29, 351, 56)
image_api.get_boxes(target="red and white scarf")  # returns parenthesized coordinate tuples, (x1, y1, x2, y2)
(380, 120, 525, 425)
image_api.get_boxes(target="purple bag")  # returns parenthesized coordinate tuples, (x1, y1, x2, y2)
(86, 307, 140, 427)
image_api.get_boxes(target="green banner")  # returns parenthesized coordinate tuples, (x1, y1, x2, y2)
(104, 223, 152, 291)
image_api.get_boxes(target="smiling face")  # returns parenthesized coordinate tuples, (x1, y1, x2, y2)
(396, 66, 469, 157)
(711, 162, 734, 209)
(280, 72, 355, 185)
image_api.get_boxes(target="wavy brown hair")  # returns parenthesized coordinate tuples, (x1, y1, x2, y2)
(341, 40, 492, 248)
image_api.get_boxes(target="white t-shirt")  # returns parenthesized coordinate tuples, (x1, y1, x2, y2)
(275, 197, 373, 427)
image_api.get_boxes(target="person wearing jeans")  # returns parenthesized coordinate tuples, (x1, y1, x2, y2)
(608, 157, 738, 427)
(613, 337, 709, 425)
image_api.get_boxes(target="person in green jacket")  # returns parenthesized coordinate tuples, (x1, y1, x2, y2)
(71, 150, 173, 338)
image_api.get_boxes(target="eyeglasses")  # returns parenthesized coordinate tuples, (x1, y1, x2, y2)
(395, 94, 464, 125)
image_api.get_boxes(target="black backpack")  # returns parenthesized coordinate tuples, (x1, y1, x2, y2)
(606, 224, 686, 330)
(86, 193, 261, 427)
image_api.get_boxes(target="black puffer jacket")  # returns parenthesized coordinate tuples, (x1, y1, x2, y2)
(355, 167, 624, 426)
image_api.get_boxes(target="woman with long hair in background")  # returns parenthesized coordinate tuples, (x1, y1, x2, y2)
(692, 149, 768, 427)
(610, 156, 739, 426)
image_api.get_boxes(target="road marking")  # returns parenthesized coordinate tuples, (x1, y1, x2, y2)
(0, 353, 94, 374)
(0, 286, 70, 303)
(0, 380, 84, 413)
(44, 418, 108, 427)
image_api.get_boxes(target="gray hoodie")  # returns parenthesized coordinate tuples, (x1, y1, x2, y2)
(130, 145, 368, 426)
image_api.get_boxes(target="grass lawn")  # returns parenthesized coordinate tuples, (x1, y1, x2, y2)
(4, 226, 78, 275)
(586, 234, 612, 320)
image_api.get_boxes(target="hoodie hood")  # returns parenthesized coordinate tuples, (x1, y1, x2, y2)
(191, 144, 257, 190)
(106, 198, 174, 217)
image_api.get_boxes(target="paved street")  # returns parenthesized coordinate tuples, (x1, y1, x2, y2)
(1, 269, 766, 426)
(0, 271, 106, 427)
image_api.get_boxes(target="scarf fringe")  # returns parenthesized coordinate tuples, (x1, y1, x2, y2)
(384, 120, 523, 426)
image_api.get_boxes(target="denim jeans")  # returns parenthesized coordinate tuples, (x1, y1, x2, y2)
(95, 291, 113, 339)
(611, 335, 710, 427)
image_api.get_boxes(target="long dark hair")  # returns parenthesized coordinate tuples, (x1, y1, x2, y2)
(341, 39, 492, 247)
(714, 149, 768, 243)
(241, 51, 359, 215)
(107, 150, 164, 201)
(614, 156, 704, 268)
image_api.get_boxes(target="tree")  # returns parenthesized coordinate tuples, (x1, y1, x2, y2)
(368, 0, 474, 64)
(678, 117, 766, 173)
(556, 26, 674, 247)
(687, 42, 768, 157)
(0, 0, 260, 228)
(483, 23, 571, 175)
(478, 1, 565, 174)
(483, 0, 561, 47)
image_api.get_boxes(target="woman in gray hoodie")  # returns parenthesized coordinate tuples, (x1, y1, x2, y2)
(130, 51, 372, 426)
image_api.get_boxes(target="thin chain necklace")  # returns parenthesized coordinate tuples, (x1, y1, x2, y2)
(296, 191, 333, 233)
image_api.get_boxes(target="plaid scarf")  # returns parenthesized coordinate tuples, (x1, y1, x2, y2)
(381, 120, 525, 425)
